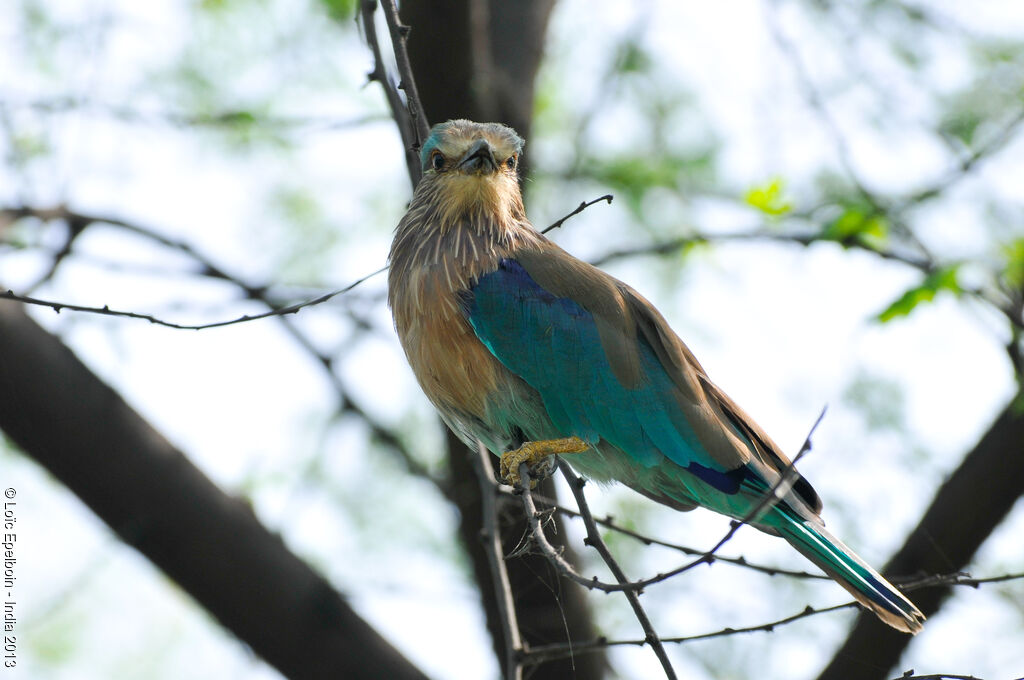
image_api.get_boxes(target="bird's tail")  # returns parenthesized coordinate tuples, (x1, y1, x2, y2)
(778, 516, 925, 634)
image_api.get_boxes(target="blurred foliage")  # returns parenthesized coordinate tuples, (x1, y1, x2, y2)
(821, 204, 889, 250)
(745, 177, 794, 218)
(266, 186, 341, 282)
(1000, 237, 1024, 291)
(318, 0, 358, 22)
(876, 265, 962, 323)
(941, 39, 1024, 148)
(842, 372, 907, 432)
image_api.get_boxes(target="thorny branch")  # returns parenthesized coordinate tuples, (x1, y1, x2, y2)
(359, 0, 421, 188)
(472, 441, 524, 680)
(542, 194, 614, 234)
(515, 463, 677, 680)
(378, 0, 430, 146)
(557, 461, 677, 680)
(6, 2, 1021, 673)
(521, 571, 1024, 665)
(508, 487, 829, 580)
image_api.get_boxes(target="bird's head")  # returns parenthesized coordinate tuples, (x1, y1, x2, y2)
(415, 120, 526, 231)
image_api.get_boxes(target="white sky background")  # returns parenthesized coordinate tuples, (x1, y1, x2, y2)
(1, 0, 1024, 679)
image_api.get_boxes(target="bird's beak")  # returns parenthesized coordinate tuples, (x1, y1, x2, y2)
(458, 139, 498, 175)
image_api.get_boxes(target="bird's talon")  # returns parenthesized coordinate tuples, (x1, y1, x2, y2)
(499, 436, 588, 488)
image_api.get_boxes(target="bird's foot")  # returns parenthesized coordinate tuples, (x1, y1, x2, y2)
(500, 436, 589, 489)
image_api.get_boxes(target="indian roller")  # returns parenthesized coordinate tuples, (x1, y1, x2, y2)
(388, 119, 925, 634)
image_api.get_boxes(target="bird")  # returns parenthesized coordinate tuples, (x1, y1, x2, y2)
(388, 119, 925, 634)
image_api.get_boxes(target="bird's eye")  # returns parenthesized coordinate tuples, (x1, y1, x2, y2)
(431, 151, 445, 171)
(506, 154, 518, 170)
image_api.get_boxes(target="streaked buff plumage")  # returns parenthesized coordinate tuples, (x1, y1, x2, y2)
(389, 121, 541, 419)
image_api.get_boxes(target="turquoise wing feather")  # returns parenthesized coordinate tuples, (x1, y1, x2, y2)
(465, 256, 750, 494)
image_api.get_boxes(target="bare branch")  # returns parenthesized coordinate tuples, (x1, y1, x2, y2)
(525, 602, 854, 665)
(360, 0, 421, 187)
(557, 462, 677, 680)
(2, 194, 623, 331)
(892, 674, 984, 680)
(379, 0, 430, 145)
(542, 194, 614, 234)
(508, 487, 829, 580)
(0, 274, 381, 331)
(0, 206, 448, 497)
(472, 442, 524, 680)
(904, 106, 1024, 206)
(590, 229, 932, 271)
(525, 569, 1024, 665)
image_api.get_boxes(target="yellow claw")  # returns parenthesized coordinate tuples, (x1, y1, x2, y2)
(499, 436, 590, 488)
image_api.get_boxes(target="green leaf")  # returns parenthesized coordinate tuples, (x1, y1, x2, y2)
(1000, 237, 1024, 289)
(744, 177, 793, 217)
(616, 42, 652, 74)
(876, 265, 962, 323)
(822, 205, 889, 248)
(319, 0, 357, 22)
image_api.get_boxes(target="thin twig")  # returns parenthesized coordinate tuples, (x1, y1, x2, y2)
(359, 0, 420, 188)
(590, 229, 932, 271)
(1, 270, 384, 331)
(904, 106, 1024, 206)
(557, 462, 677, 680)
(507, 487, 829, 580)
(765, 1, 878, 210)
(542, 194, 614, 234)
(472, 441, 524, 680)
(522, 569, 1024, 665)
(514, 466, 596, 586)
(893, 674, 986, 680)
(524, 601, 855, 665)
(378, 0, 430, 146)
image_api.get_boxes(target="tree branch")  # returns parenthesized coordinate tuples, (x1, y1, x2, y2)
(0, 302, 428, 680)
(359, 0, 421, 187)
(514, 463, 677, 679)
(471, 441, 524, 680)
(523, 571, 1024, 665)
(507, 487, 830, 580)
(557, 463, 677, 680)
(379, 0, 431, 145)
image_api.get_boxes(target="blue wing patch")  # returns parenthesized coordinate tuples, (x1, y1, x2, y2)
(464, 258, 747, 493)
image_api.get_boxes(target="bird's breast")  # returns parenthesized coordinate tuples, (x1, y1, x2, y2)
(391, 261, 505, 420)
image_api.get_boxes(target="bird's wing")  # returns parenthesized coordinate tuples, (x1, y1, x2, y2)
(623, 286, 823, 514)
(463, 242, 790, 498)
